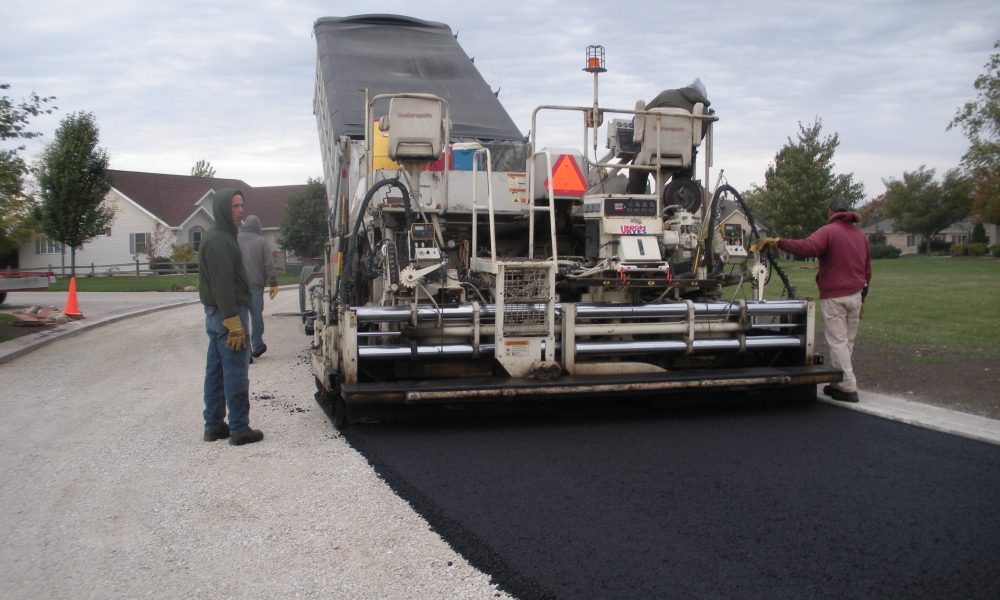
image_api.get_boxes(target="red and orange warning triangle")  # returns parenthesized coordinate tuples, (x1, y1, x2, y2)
(544, 154, 587, 198)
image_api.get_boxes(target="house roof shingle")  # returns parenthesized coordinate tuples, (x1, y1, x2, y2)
(247, 185, 310, 230)
(108, 170, 308, 229)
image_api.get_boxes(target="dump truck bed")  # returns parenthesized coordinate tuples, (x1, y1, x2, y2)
(314, 14, 524, 141)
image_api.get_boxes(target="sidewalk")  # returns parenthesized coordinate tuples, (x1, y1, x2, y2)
(3, 290, 998, 446)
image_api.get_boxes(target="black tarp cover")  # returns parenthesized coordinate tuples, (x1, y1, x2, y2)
(314, 15, 525, 142)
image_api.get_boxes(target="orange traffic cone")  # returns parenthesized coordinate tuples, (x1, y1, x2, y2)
(63, 276, 83, 319)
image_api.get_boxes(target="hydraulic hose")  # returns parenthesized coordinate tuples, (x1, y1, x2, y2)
(338, 178, 412, 303)
(705, 184, 796, 299)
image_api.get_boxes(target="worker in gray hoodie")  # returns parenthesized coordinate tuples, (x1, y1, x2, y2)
(238, 215, 279, 359)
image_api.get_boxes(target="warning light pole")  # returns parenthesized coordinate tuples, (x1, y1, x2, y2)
(583, 45, 606, 164)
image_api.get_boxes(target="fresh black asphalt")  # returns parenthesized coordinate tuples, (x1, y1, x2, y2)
(342, 401, 1000, 600)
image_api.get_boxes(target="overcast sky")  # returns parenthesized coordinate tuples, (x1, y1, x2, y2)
(3, 0, 997, 202)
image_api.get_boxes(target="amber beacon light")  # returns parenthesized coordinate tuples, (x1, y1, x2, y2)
(584, 45, 606, 73)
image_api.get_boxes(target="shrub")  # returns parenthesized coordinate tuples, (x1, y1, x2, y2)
(949, 243, 968, 257)
(149, 256, 173, 273)
(868, 232, 887, 245)
(919, 239, 951, 255)
(171, 243, 196, 263)
(991, 244, 1000, 257)
(966, 243, 987, 257)
(870, 243, 902, 259)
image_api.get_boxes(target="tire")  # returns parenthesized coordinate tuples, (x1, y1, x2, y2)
(0, 292, 7, 305)
(315, 375, 349, 428)
(332, 396, 348, 428)
(299, 265, 316, 322)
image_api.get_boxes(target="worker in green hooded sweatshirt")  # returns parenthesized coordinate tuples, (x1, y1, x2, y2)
(198, 189, 264, 446)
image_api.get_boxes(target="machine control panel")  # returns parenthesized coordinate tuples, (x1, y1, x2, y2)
(720, 223, 748, 263)
(410, 222, 435, 240)
(603, 198, 658, 217)
(607, 118, 640, 156)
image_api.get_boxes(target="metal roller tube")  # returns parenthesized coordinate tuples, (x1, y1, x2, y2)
(356, 305, 483, 323)
(356, 335, 801, 360)
(359, 343, 497, 360)
(745, 336, 803, 350)
(574, 300, 807, 319)
(575, 336, 802, 356)
(573, 321, 745, 337)
(744, 301, 809, 316)
(354, 300, 808, 324)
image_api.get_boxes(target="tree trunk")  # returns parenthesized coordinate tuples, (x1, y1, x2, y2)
(70, 247, 77, 278)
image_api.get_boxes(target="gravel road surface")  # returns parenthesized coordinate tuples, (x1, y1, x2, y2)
(0, 293, 511, 600)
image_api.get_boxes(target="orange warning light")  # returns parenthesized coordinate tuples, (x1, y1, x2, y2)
(583, 45, 606, 73)
(545, 154, 587, 198)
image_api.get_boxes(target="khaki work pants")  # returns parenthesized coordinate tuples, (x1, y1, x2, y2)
(821, 292, 863, 393)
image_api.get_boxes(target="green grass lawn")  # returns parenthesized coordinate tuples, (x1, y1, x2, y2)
(47, 271, 301, 293)
(765, 256, 1000, 350)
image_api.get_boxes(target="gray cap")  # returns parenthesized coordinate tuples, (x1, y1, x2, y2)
(829, 198, 853, 212)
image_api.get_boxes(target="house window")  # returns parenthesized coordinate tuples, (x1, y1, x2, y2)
(190, 227, 204, 252)
(951, 234, 968, 244)
(35, 237, 62, 255)
(130, 232, 149, 255)
(906, 235, 915, 247)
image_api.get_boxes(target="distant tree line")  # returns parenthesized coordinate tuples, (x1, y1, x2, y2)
(745, 39, 999, 254)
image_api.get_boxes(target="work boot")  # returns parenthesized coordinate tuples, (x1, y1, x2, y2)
(252, 344, 267, 359)
(229, 428, 264, 446)
(823, 385, 859, 404)
(203, 423, 230, 442)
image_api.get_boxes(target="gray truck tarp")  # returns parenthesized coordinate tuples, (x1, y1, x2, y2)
(314, 15, 525, 142)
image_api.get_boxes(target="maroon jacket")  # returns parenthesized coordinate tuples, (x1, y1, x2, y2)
(778, 212, 872, 299)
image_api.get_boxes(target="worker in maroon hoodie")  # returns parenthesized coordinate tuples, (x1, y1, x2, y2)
(758, 198, 872, 403)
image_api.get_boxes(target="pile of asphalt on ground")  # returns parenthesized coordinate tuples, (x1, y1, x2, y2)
(342, 401, 1000, 600)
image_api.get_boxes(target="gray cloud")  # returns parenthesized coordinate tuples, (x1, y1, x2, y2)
(2, 0, 997, 199)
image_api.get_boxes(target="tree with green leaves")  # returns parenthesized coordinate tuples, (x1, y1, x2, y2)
(745, 119, 865, 239)
(882, 166, 972, 254)
(191, 159, 216, 178)
(35, 111, 115, 276)
(949, 40, 1000, 224)
(972, 222, 988, 245)
(278, 177, 327, 258)
(858, 194, 888, 230)
(0, 83, 56, 253)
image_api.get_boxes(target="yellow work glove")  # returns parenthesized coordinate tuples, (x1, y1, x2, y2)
(269, 285, 279, 300)
(756, 237, 781, 251)
(222, 315, 247, 351)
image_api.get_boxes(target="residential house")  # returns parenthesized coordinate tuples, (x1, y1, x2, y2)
(18, 170, 308, 275)
(864, 219, 919, 255)
(864, 216, 996, 255)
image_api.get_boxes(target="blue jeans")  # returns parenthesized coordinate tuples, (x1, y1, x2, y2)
(203, 305, 251, 433)
(248, 287, 265, 354)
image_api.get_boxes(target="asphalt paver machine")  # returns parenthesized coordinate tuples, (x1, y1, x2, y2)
(305, 15, 841, 424)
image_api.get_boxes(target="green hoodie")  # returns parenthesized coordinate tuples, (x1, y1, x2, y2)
(198, 188, 250, 317)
